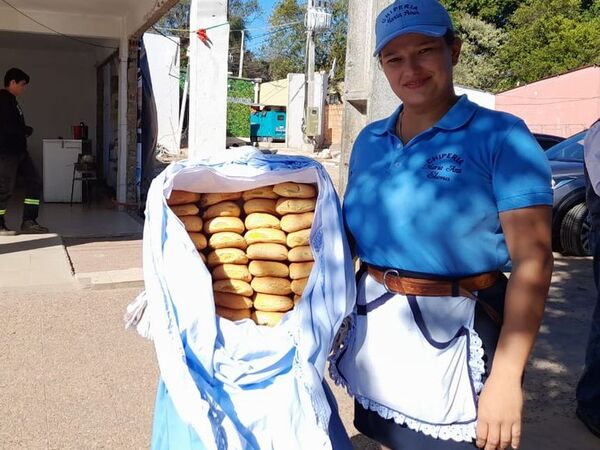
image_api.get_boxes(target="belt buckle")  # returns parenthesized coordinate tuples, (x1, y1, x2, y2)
(382, 269, 400, 293)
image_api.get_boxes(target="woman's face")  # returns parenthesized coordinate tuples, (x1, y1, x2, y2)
(379, 33, 461, 111)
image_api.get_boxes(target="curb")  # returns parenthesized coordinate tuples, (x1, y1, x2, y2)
(76, 269, 144, 290)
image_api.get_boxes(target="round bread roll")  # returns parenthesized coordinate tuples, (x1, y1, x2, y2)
(248, 260, 289, 278)
(214, 292, 253, 310)
(208, 232, 247, 250)
(213, 279, 254, 297)
(291, 277, 309, 296)
(275, 198, 316, 215)
(188, 232, 208, 250)
(211, 264, 252, 282)
(245, 213, 280, 230)
(204, 217, 245, 234)
(207, 248, 248, 267)
(252, 310, 285, 327)
(216, 306, 252, 321)
(288, 245, 313, 262)
(253, 293, 293, 312)
(180, 215, 203, 232)
(287, 228, 311, 248)
(243, 198, 278, 215)
(293, 294, 302, 305)
(251, 277, 292, 295)
(203, 201, 241, 220)
(171, 203, 200, 217)
(242, 186, 279, 201)
(245, 228, 287, 245)
(167, 190, 201, 206)
(246, 243, 288, 261)
(280, 212, 314, 233)
(273, 182, 317, 199)
(200, 192, 242, 207)
(289, 261, 314, 280)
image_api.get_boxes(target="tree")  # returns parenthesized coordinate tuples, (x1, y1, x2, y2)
(497, 0, 600, 89)
(260, 0, 307, 80)
(316, 0, 348, 83)
(453, 13, 506, 92)
(441, 0, 522, 28)
(260, 0, 348, 82)
(155, 0, 263, 76)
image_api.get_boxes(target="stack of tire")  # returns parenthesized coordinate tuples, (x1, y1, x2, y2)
(167, 182, 317, 327)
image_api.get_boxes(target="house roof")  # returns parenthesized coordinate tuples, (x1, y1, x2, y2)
(498, 65, 600, 95)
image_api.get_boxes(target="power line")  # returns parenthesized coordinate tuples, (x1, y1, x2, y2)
(151, 25, 182, 47)
(153, 20, 303, 35)
(0, 0, 118, 50)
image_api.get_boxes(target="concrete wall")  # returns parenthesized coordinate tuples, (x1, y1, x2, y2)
(496, 66, 600, 137)
(285, 72, 329, 150)
(259, 79, 288, 107)
(142, 33, 180, 154)
(0, 46, 98, 174)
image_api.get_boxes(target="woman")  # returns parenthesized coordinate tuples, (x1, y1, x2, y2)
(329, 1, 553, 449)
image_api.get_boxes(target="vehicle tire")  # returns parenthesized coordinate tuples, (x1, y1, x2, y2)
(560, 202, 592, 256)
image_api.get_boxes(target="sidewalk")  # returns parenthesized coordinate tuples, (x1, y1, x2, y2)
(0, 201, 144, 291)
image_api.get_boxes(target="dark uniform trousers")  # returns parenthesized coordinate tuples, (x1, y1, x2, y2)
(0, 151, 42, 221)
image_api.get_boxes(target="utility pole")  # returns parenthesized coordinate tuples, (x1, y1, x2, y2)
(238, 29, 245, 78)
(306, 0, 316, 113)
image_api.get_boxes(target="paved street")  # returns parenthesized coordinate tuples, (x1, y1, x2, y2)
(1, 247, 599, 449)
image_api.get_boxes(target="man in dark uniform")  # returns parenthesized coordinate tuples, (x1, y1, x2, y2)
(0, 67, 48, 235)
(578, 118, 600, 438)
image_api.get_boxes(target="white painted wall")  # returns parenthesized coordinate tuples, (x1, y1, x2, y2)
(0, 46, 97, 175)
(143, 33, 180, 154)
(286, 72, 329, 150)
(456, 86, 496, 110)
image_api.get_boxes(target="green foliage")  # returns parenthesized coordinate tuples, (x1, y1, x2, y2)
(227, 78, 254, 137)
(260, 0, 348, 82)
(316, 0, 348, 83)
(453, 13, 506, 92)
(260, 0, 307, 80)
(441, 0, 522, 27)
(497, 0, 600, 89)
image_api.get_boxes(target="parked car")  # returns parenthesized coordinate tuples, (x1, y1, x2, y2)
(534, 133, 566, 150)
(547, 130, 591, 256)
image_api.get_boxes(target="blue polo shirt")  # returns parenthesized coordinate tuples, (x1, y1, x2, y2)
(343, 95, 552, 277)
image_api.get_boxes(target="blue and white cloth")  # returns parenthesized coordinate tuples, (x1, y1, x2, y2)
(135, 148, 356, 450)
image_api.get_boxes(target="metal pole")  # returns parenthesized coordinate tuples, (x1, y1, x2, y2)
(304, 0, 316, 142)
(238, 29, 245, 78)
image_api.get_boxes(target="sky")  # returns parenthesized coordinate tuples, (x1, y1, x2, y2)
(245, 0, 279, 52)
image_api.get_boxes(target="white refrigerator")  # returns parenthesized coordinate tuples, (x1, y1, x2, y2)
(42, 139, 82, 202)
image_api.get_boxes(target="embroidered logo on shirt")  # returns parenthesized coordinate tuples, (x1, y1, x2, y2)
(423, 153, 464, 182)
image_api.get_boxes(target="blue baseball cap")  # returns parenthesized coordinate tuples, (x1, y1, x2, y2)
(374, 0, 454, 56)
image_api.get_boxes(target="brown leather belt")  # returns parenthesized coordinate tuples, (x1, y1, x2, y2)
(367, 266, 502, 324)
(367, 266, 498, 297)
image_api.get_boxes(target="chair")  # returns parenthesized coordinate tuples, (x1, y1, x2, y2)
(70, 154, 97, 206)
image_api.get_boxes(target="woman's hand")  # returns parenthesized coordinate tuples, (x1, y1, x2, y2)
(475, 374, 523, 450)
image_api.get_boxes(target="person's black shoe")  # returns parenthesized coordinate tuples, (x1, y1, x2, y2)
(576, 407, 600, 438)
(0, 223, 17, 236)
(20, 219, 49, 234)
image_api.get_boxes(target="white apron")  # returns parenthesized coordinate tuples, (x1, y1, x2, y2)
(329, 272, 486, 442)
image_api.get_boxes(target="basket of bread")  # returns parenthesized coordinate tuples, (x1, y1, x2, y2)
(167, 182, 318, 327)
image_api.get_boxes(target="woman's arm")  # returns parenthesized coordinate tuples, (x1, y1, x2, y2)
(476, 205, 553, 450)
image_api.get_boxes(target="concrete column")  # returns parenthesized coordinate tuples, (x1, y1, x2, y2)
(188, 0, 229, 159)
(117, 31, 128, 205)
